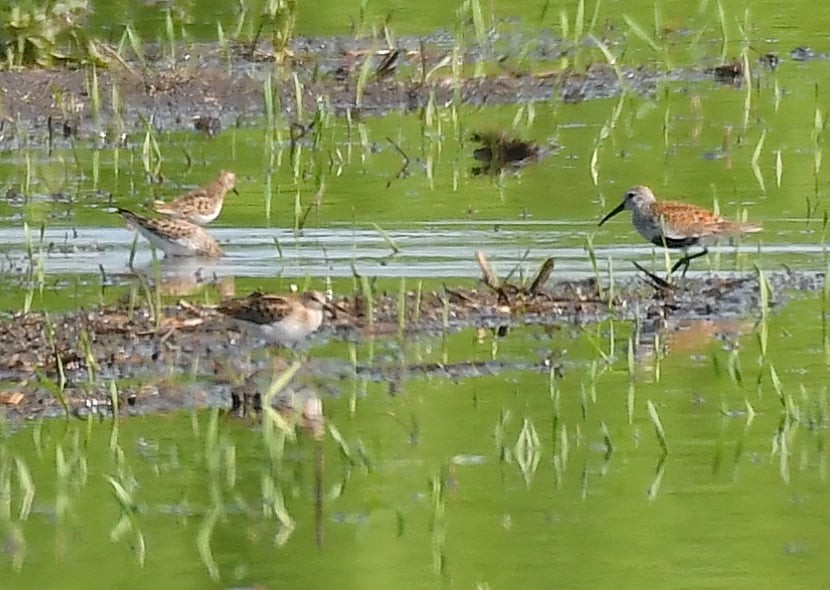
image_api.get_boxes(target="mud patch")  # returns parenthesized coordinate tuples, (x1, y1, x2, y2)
(0, 33, 678, 150)
(0, 270, 818, 421)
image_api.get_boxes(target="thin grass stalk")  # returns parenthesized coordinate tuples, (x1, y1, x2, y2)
(217, 21, 230, 72)
(775, 149, 783, 188)
(742, 51, 753, 130)
(750, 125, 767, 178)
(263, 73, 275, 129)
(646, 400, 668, 453)
(414, 280, 423, 323)
(584, 234, 602, 297)
(23, 149, 31, 195)
(823, 268, 830, 364)
(14, 457, 35, 521)
(581, 327, 610, 363)
(292, 72, 303, 121)
(727, 345, 743, 386)
(397, 277, 407, 335)
(653, 331, 662, 382)
(623, 15, 671, 69)
(652, 1, 662, 40)
(360, 275, 374, 329)
(573, 0, 585, 42)
(90, 65, 101, 129)
(372, 222, 400, 254)
(355, 50, 374, 108)
(605, 257, 615, 308)
(123, 25, 147, 68)
(22, 222, 34, 314)
(196, 504, 221, 581)
(293, 190, 301, 231)
(165, 8, 176, 61)
(716, 0, 728, 62)
(44, 314, 69, 418)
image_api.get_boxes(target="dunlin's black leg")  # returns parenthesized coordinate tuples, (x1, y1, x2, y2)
(671, 248, 709, 277)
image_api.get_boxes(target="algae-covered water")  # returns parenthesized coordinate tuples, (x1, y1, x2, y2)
(2, 1, 830, 588)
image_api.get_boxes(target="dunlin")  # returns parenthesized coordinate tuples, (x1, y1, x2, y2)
(117, 208, 223, 258)
(152, 170, 238, 225)
(218, 290, 328, 345)
(598, 185, 761, 276)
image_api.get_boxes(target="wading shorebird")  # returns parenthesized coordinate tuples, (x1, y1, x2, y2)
(218, 291, 329, 345)
(117, 208, 223, 258)
(152, 170, 238, 225)
(598, 185, 761, 277)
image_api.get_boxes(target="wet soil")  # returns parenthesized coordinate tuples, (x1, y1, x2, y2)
(0, 33, 705, 149)
(0, 270, 821, 421)
(0, 27, 794, 151)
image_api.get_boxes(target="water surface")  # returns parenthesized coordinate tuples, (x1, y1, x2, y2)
(2, 1, 830, 588)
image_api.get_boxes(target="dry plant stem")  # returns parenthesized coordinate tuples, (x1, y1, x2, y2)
(297, 183, 326, 231)
(633, 261, 674, 292)
(529, 258, 555, 295)
(476, 250, 500, 290)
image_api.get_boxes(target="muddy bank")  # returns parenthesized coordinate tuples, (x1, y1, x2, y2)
(0, 31, 719, 149)
(0, 270, 820, 421)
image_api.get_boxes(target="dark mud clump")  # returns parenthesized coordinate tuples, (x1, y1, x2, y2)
(469, 131, 553, 175)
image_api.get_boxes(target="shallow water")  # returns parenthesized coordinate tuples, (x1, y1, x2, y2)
(3, 1, 830, 588)
(0, 223, 789, 283)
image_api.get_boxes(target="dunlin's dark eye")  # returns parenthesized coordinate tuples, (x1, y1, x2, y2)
(626, 191, 636, 199)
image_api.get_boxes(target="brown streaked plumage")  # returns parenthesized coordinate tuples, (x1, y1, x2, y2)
(218, 291, 328, 345)
(598, 185, 761, 276)
(117, 207, 223, 258)
(152, 170, 238, 225)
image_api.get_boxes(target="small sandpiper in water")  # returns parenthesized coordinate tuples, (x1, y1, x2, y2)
(117, 208, 223, 258)
(598, 185, 761, 276)
(218, 291, 328, 345)
(152, 170, 238, 225)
